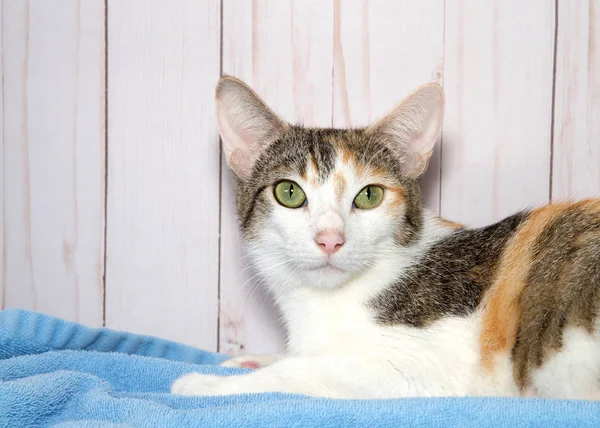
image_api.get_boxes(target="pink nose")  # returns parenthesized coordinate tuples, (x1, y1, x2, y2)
(315, 231, 345, 255)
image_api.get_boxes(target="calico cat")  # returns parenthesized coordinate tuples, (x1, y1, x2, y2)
(171, 76, 600, 399)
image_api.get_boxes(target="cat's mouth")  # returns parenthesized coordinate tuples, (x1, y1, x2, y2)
(308, 262, 345, 274)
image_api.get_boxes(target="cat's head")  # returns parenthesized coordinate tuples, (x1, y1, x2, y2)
(216, 76, 444, 291)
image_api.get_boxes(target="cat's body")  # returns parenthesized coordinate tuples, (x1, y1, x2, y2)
(172, 77, 600, 400)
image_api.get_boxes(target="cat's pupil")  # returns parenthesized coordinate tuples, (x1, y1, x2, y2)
(289, 183, 294, 199)
(366, 187, 371, 200)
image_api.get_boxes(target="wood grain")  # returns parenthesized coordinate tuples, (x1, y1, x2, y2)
(552, 1, 600, 200)
(332, 0, 444, 212)
(1, 0, 105, 325)
(441, 0, 555, 227)
(219, 0, 334, 355)
(104, 0, 221, 349)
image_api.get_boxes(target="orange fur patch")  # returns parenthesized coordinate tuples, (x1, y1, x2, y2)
(572, 197, 600, 214)
(305, 156, 319, 187)
(440, 219, 464, 229)
(478, 202, 582, 372)
(337, 149, 372, 180)
(385, 186, 406, 209)
(333, 171, 347, 202)
(338, 147, 353, 165)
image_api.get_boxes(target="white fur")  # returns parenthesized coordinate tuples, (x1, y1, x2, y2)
(529, 326, 600, 399)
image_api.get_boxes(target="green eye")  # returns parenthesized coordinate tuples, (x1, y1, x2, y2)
(274, 180, 307, 208)
(353, 185, 384, 209)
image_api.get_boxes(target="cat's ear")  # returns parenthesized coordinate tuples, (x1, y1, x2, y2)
(366, 82, 444, 178)
(216, 76, 287, 180)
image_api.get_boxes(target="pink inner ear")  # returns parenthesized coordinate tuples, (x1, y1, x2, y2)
(228, 149, 252, 179)
(240, 361, 260, 369)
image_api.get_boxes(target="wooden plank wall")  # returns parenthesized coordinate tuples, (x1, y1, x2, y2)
(553, 0, 600, 200)
(2, 1, 106, 325)
(1, 0, 599, 353)
(104, 0, 220, 350)
(442, 0, 555, 226)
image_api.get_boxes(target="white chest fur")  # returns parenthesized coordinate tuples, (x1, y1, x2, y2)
(270, 230, 510, 396)
(247, 215, 516, 397)
(279, 282, 492, 396)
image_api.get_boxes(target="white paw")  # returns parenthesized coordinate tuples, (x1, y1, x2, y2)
(220, 354, 282, 369)
(171, 373, 222, 396)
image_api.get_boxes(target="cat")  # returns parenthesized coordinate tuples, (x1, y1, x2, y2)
(171, 76, 600, 400)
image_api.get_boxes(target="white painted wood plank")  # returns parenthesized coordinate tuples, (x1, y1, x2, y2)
(441, 0, 555, 226)
(552, 1, 600, 200)
(2, 0, 105, 325)
(220, 0, 334, 355)
(332, 0, 444, 213)
(105, 0, 220, 350)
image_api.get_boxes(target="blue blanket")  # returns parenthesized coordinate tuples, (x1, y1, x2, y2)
(0, 309, 599, 427)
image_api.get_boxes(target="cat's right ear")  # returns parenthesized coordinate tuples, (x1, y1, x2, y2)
(366, 82, 444, 179)
(215, 76, 287, 180)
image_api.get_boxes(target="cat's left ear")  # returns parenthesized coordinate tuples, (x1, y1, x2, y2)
(366, 82, 444, 178)
(215, 76, 287, 180)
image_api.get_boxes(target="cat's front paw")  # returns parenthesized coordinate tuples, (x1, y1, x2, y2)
(220, 354, 282, 369)
(171, 373, 222, 396)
